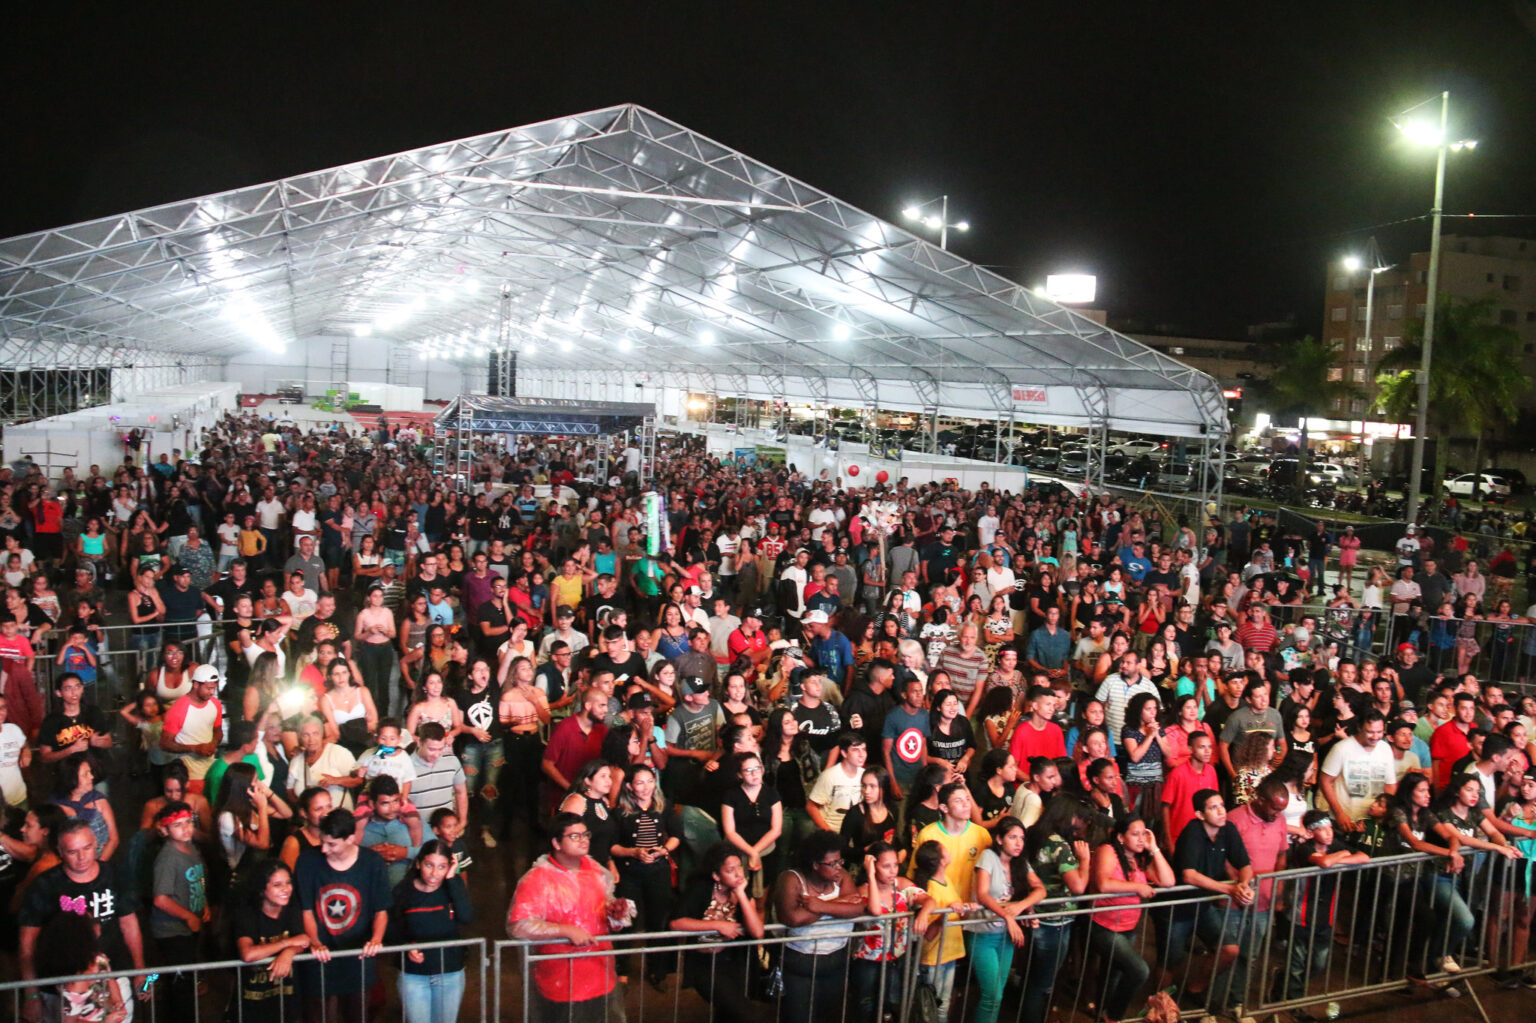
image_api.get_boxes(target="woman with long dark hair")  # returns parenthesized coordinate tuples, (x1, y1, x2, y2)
(388, 839, 475, 1023)
(1021, 795, 1092, 1023)
(1090, 815, 1174, 1023)
(837, 765, 898, 864)
(763, 707, 820, 875)
(670, 842, 767, 1022)
(971, 816, 1046, 1023)
(613, 764, 682, 987)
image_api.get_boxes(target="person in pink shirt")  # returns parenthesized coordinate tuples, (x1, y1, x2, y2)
(1226, 777, 1290, 913)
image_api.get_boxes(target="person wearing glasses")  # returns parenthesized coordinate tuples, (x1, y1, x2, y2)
(508, 811, 633, 1022)
(771, 829, 867, 1019)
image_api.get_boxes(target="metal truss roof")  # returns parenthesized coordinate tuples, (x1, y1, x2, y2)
(0, 104, 1226, 436)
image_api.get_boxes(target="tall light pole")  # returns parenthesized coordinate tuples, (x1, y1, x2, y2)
(901, 195, 969, 250)
(1394, 91, 1476, 522)
(1343, 244, 1392, 459)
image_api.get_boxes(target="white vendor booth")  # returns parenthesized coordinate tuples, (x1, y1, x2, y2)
(4, 382, 241, 480)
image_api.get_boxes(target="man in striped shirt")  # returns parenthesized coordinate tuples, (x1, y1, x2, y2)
(1234, 605, 1278, 656)
(408, 722, 468, 824)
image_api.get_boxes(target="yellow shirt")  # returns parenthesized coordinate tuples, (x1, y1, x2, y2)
(920, 879, 966, 966)
(239, 528, 267, 556)
(550, 573, 584, 612)
(915, 819, 992, 902)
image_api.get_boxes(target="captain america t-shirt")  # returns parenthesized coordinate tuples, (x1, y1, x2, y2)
(295, 847, 392, 992)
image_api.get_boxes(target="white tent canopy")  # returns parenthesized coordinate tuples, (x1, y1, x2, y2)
(0, 104, 1225, 439)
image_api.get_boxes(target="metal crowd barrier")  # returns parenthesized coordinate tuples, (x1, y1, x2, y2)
(0, 937, 487, 1023)
(1382, 609, 1536, 695)
(486, 852, 1525, 1023)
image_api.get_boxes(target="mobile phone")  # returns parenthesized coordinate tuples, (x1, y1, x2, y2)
(139, 973, 160, 994)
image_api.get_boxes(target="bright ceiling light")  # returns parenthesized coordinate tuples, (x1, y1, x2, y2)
(954, 221, 970, 232)
(523, 343, 536, 357)
(354, 325, 373, 338)
(418, 351, 429, 361)
(559, 339, 573, 352)
(618, 337, 633, 351)
(699, 329, 717, 345)
(832, 323, 852, 341)
(1342, 256, 1362, 272)
(901, 206, 922, 221)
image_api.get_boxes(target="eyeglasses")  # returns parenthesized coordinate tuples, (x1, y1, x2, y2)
(741, 766, 764, 775)
(817, 857, 845, 869)
(563, 831, 592, 841)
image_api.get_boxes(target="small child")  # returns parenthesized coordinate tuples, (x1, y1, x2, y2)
(912, 839, 977, 1021)
(1279, 811, 1368, 1002)
(118, 691, 174, 778)
(150, 801, 210, 1019)
(56, 629, 98, 688)
(430, 807, 472, 877)
(356, 775, 421, 886)
(354, 718, 419, 825)
(0, 692, 31, 809)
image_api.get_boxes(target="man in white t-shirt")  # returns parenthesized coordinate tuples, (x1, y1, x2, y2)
(976, 504, 1000, 547)
(161, 665, 226, 790)
(1320, 711, 1397, 829)
(808, 732, 867, 832)
(808, 498, 838, 542)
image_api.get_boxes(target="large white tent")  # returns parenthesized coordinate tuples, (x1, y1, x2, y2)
(0, 104, 1226, 475)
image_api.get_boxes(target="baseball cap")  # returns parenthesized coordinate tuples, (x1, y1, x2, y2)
(685, 585, 703, 596)
(171, 563, 191, 576)
(679, 675, 709, 696)
(191, 663, 222, 686)
(1398, 699, 1418, 713)
(1397, 642, 1416, 654)
(555, 605, 576, 619)
(745, 607, 766, 621)
(803, 609, 830, 625)
(625, 691, 654, 710)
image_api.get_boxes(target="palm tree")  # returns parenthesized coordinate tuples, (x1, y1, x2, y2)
(1374, 295, 1529, 502)
(1262, 335, 1359, 499)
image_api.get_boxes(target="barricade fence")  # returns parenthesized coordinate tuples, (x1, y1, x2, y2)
(0, 938, 486, 1023)
(1381, 609, 1536, 697)
(6, 853, 1527, 1023)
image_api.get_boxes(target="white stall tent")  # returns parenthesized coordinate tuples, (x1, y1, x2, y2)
(3, 382, 241, 480)
(346, 381, 423, 411)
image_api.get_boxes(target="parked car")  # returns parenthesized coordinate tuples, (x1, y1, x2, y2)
(1027, 447, 1061, 471)
(1114, 438, 1163, 458)
(1443, 473, 1512, 499)
(1485, 467, 1529, 495)
(1057, 450, 1088, 476)
(1157, 461, 1196, 491)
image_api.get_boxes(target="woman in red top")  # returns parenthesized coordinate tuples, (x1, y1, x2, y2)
(31, 488, 65, 562)
(1090, 815, 1175, 1023)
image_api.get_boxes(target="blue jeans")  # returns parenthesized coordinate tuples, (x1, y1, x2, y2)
(970, 928, 1016, 1023)
(920, 960, 957, 1020)
(851, 956, 904, 1018)
(1422, 874, 1476, 968)
(1021, 921, 1071, 1023)
(1162, 903, 1263, 1012)
(459, 738, 504, 833)
(397, 969, 465, 1023)
(1282, 922, 1331, 1001)
(1089, 924, 1151, 1021)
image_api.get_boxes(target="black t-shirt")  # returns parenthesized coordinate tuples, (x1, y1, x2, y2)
(929, 716, 975, 766)
(581, 591, 629, 630)
(920, 540, 962, 580)
(19, 862, 139, 967)
(792, 701, 840, 757)
(475, 602, 510, 657)
(300, 608, 352, 647)
(295, 848, 393, 992)
(232, 898, 304, 1021)
(454, 683, 504, 747)
(1171, 820, 1251, 919)
(721, 785, 782, 848)
(589, 652, 649, 685)
(466, 507, 493, 540)
(206, 577, 259, 618)
(38, 705, 110, 752)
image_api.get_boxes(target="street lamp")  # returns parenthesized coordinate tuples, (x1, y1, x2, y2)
(901, 195, 969, 250)
(1392, 91, 1477, 522)
(1343, 244, 1393, 463)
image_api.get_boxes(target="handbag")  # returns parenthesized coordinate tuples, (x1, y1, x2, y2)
(911, 974, 942, 1023)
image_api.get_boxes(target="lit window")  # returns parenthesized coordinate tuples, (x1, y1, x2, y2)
(1355, 337, 1373, 352)
(1351, 367, 1367, 382)
(1384, 336, 1401, 350)
(1327, 367, 1344, 381)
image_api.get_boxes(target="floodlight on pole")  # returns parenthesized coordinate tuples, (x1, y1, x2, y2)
(1391, 90, 1477, 523)
(900, 195, 968, 250)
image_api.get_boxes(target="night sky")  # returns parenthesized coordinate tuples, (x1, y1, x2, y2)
(4, 2, 1534, 339)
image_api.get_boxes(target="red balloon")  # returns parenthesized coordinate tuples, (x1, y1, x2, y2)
(847, 465, 860, 476)
(876, 470, 889, 483)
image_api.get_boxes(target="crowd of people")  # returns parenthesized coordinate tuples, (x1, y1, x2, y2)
(0, 409, 1535, 1023)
